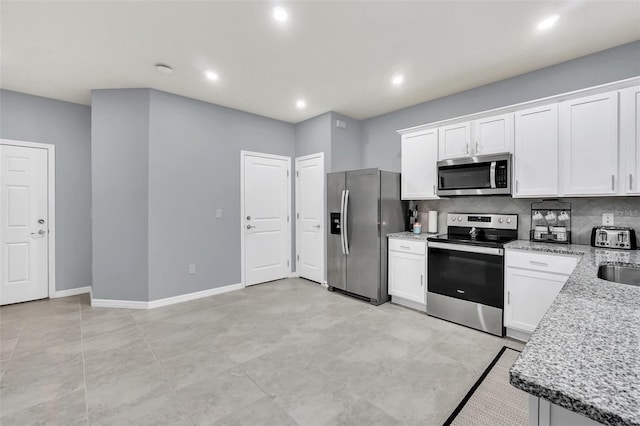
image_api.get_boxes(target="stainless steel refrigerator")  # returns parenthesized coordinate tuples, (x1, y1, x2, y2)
(327, 169, 406, 305)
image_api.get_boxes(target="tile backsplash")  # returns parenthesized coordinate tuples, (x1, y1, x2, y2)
(415, 197, 640, 245)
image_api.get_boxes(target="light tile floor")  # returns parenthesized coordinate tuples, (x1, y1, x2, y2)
(0, 278, 524, 425)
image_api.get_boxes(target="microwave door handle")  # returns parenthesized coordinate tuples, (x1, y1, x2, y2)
(490, 161, 496, 189)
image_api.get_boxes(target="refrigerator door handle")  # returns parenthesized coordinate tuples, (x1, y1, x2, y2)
(343, 190, 350, 255)
(339, 190, 345, 255)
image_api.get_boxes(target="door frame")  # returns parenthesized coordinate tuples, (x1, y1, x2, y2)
(294, 152, 325, 284)
(240, 150, 292, 288)
(1, 139, 56, 299)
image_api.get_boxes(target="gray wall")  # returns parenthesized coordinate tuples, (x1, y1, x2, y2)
(361, 40, 640, 172)
(147, 90, 295, 300)
(294, 112, 332, 171)
(331, 112, 362, 172)
(0, 89, 92, 292)
(91, 89, 150, 301)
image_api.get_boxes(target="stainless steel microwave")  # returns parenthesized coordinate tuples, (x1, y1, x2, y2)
(436, 154, 511, 196)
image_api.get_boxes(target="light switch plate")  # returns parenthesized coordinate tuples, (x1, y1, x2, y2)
(188, 264, 196, 275)
(216, 209, 222, 218)
(602, 213, 614, 226)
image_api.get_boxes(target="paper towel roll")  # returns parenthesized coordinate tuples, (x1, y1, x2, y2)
(428, 211, 438, 233)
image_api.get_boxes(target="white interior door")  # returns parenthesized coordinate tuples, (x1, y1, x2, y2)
(1, 144, 49, 305)
(295, 153, 324, 283)
(243, 152, 291, 286)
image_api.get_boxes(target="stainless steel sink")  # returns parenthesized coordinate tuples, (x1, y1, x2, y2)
(597, 264, 640, 286)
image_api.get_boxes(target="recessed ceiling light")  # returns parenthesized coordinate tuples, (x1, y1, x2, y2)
(296, 99, 306, 109)
(273, 6, 288, 22)
(392, 74, 404, 86)
(205, 70, 219, 81)
(537, 14, 559, 31)
(155, 64, 173, 74)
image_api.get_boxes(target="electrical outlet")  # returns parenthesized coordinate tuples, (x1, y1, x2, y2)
(215, 209, 222, 218)
(602, 213, 614, 226)
(188, 264, 196, 275)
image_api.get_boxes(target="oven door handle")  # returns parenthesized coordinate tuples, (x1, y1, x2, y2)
(428, 241, 503, 256)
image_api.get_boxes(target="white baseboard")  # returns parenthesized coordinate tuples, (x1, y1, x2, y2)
(53, 286, 91, 298)
(147, 283, 243, 309)
(289, 271, 300, 278)
(91, 282, 243, 310)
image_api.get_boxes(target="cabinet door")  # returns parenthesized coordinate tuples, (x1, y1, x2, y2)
(513, 104, 559, 197)
(621, 85, 640, 195)
(473, 113, 514, 156)
(560, 91, 619, 195)
(438, 122, 471, 160)
(401, 130, 439, 200)
(388, 250, 425, 304)
(504, 267, 568, 333)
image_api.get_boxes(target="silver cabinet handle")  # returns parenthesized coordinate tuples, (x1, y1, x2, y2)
(433, 184, 435, 195)
(515, 180, 519, 194)
(630, 174, 634, 191)
(466, 143, 470, 155)
(420, 274, 424, 286)
(400, 245, 410, 250)
(313, 224, 321, 228)
(507, 290, 510, 305)
(529, 260, 548, 266)
(246, 224, 255, 229)
(611, 175, 615, 191)
(475, 141, 479, 154)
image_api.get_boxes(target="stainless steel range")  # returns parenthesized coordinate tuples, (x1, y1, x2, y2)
(427, 213, 518, 336)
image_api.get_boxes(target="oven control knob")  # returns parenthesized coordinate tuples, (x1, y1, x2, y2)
(457, 216, 462, 221)
(499, 218, 504, 223)
(451, 217, 456, 222)
(507, 219, 512, 224)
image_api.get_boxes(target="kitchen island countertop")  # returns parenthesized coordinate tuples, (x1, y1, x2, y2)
(505, 240, 640, 426)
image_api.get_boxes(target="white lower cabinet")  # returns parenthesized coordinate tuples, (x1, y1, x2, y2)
(504, 250, 579, 340)
(529, 396, 604, 426)
(388, 239, 427, 310)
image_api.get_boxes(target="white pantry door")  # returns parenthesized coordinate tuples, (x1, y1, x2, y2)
(295, 153, 324, 283)
(243, 152, 291, 286)
(1, 144, 49, 305)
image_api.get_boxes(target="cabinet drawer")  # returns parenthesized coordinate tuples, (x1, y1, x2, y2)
(506, 250, 579, 275)
(389, 238, 426, 255)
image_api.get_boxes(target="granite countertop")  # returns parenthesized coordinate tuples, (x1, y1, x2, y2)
(386, 231, 439, 241)
(506, 240, 640, 426)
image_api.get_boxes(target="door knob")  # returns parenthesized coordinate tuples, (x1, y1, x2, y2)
(246, 224, 256, 229)
(246, 216, 251, 220)
(30, 229, 46, 237)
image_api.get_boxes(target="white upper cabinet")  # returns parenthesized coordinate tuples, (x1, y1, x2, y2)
(438, 114, 513, 160)
(513, 104, 559, 197)
(438, 122, 471, 160)
(401, 129, 439, 200)
(560, 91, 619, 196)
(621, 85, 640, 195)
(472, 113, 514, 156)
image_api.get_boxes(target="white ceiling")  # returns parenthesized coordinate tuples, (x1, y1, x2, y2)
(1, 1, 639, 123)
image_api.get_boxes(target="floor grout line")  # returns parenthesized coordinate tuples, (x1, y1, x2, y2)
(130, 309, 197, 426)
(78, 299, 90, 425)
